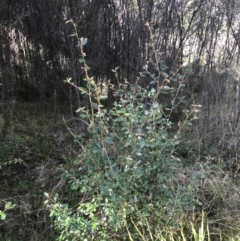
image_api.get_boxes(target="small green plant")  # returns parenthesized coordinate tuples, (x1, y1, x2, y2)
(45, 21, 202, 240)
(0, 201, 16, 220)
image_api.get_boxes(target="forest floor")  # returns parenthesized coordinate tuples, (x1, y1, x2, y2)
(0, 101, 81, 240)
(0, 101, 240, 240)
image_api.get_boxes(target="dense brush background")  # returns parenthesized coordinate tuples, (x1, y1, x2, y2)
(1, 0, 240, 240)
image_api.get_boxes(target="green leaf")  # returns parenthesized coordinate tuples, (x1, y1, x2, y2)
(162, 86, 171, 90)
(162, 72, 169, 77)
(0, 211, 6, 220)
(160, 90, 170, 95)
(139, 139, 145, 148)
(71, 184, 79, 190)
(81, 179, 89, 184)
(91, 102, 99, 110)
(180, 99, 187, 104)
(111, 162, 117, 168)
(100, 95, 108, 100)
(182, 109, 189, 114)
(117, 108, 126, 114)
(92, 222, 98, 231)
(105, 137, 114, 145)
(54, 194, 59, 202)
(115, 117, 125, 122)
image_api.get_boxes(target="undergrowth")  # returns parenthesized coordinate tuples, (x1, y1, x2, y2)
(0, 102, 78, 241)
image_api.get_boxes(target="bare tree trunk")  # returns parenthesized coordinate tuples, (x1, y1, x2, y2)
(0, 32, 11, 137)
(228, 70, 240, 149)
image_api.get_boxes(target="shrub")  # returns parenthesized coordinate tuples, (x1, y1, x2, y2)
(45, 26, 202, 240)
